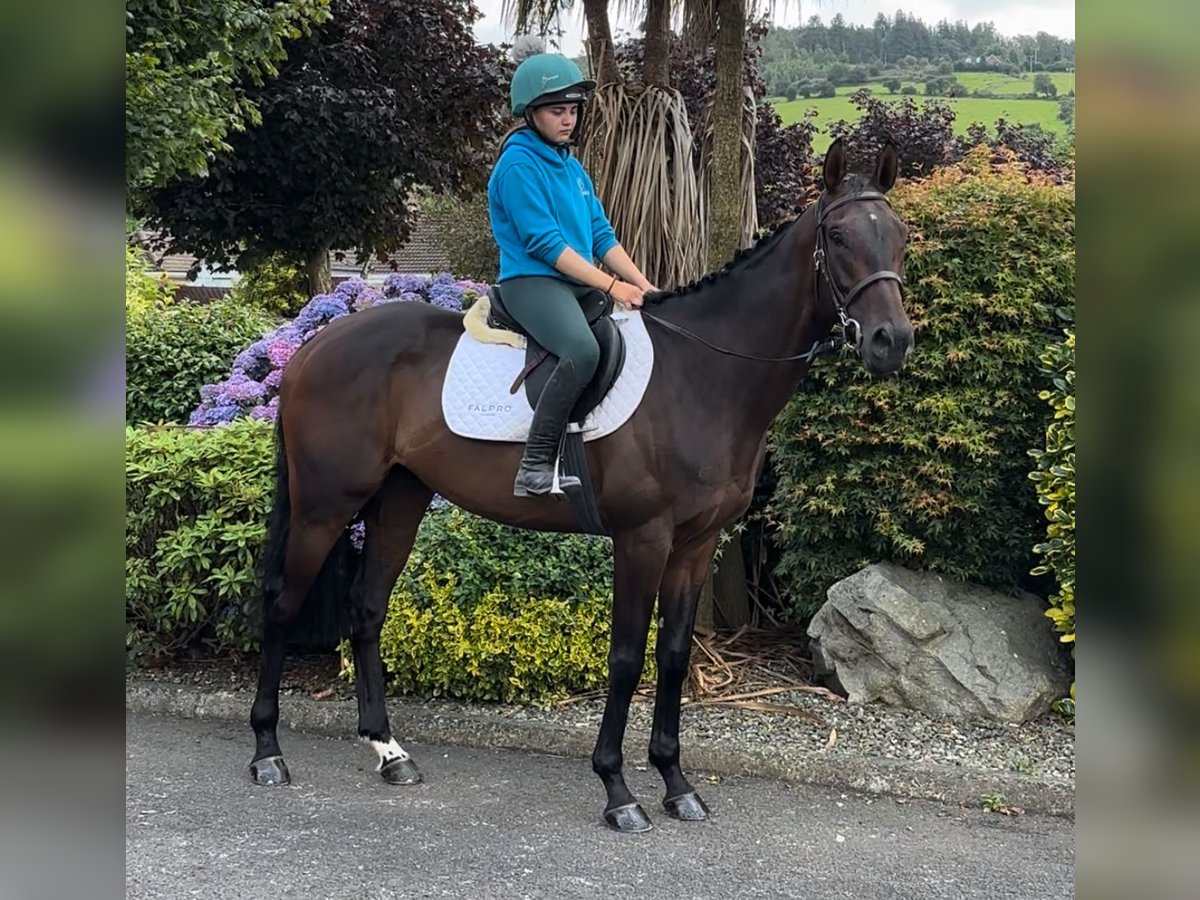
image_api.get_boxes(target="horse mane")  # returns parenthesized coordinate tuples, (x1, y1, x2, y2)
(641, 175, 877, 306)
(644, 202, 811, 306)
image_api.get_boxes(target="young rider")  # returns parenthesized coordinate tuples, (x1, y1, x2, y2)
(488, 51, 656, 497)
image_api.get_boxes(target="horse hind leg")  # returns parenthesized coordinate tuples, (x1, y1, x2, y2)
(249, 513, 355, 785)
(348, 467, 433, 785)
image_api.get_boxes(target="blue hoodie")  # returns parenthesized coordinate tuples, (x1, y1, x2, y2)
(488, 128, 619, 282)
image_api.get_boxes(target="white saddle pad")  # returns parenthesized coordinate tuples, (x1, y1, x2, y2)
(441, 310, 654, 443)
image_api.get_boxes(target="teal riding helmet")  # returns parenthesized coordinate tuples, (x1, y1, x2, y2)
(510, 53, 596, 116)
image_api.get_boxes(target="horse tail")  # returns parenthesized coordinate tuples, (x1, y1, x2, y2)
(259, 414, 355, 648)
(259, 415, 291, 617)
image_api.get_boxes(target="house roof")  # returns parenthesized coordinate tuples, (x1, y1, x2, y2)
(136, 204, 457, 289)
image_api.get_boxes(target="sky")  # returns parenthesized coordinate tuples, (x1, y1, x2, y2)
(470, 1, 1075, 58)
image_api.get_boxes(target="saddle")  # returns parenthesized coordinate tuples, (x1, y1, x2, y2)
(486, 285, 627, 424)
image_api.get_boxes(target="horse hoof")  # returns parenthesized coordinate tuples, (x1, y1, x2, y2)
(663, 791, 710, 821)
(380, 757, 422, 785)
(604, 802, 653, 833)
(250, 755, 290, 786)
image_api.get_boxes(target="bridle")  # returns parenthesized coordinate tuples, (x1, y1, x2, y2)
(813, 189, 906, 352)
(639, 190, 905, 364)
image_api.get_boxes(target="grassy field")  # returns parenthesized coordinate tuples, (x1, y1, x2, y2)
(953, 71, 1075, 95)
(770, 81, 1070, 153)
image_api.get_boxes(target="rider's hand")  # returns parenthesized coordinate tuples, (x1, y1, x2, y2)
(610, 280, 645, 309)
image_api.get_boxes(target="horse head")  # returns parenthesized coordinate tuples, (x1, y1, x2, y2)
(814, 138, 914, 376)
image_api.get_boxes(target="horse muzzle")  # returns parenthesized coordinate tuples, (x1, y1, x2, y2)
(862, 318, 914, 376)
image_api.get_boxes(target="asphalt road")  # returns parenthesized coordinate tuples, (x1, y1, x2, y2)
(126, 713, 1074, 899)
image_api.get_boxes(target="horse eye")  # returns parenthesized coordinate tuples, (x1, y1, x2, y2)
(831, 231, 845, 246)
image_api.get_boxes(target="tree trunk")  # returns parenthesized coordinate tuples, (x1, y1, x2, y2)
(583, 0, 620, 86)
(642, 0, 671, 89)
(306, 245, 331, 297)
(706, 0, 747, 272)
(713, 539, 751, 628)
(697, 0, 753, 630)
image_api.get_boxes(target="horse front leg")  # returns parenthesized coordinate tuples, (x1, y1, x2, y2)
(591, 525, 672, 833)
(648, 532, 720, 821)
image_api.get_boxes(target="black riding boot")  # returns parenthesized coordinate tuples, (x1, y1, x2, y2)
(514, 359, 584, 497)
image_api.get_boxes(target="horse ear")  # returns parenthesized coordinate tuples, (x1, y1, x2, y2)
(874, 142, 899, 192)
(823, 138, 847, 192)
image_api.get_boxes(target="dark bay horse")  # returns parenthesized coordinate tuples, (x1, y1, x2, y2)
(250, 139, 914, 832)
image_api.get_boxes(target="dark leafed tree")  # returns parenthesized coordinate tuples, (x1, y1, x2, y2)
(125, 0, 331, 199)
(142, 0, 509, 296)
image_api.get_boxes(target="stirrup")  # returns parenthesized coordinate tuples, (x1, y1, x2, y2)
(550, 442, 581, 494)
(513, 461, 580, 497)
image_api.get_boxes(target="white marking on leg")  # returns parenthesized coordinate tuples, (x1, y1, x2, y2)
(369, 737, 410, 769)
(869, 213, 878, 222)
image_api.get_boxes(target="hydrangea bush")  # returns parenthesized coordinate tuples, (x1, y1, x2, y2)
(190, 273, 488, 426)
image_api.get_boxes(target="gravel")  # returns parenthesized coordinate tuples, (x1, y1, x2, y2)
(503, 688, 1075, 784)
(132, 652, 1074, 814)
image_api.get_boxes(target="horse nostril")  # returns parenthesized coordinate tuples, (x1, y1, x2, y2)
(870, 322, 895, 356)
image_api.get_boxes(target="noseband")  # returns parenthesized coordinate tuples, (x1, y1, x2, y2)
(813, 190, 906, 350)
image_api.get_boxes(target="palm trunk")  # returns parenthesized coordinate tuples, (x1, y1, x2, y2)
(306, 245, 331, 297)
(706, 0, 747, 271)
(583, 0, 620, 86)
(643, 0, 671, 88)
(700, 0, 752, 628)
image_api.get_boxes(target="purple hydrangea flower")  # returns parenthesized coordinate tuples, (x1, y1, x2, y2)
(232, 338, 271, 379)
(429, 281, 466, 311)
(248, 396, 280, 421)
(221, 373, 266, 405)
(383, 274, 431, 298)
(190, 270, 483, 427)
(458, 279, 491, 299)
(274, 322, 303, 343)
(334, 277, 369, 301)
(189, 403, 241, 427)
(349, 520, 366, 552)
(295, 294, 349, 332)
(267, 337, 301, 369)
(352, 286, 384, 311)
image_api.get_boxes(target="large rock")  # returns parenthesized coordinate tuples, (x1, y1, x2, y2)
(807, 563, 1069, 723)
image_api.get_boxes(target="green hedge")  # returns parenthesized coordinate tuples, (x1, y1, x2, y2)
(126, 250, 277, 425)
(1029, 329, 1075, 658)
(126, 421, 275, 661)
(399, 504, 612, 608)
(125, 422, 631, 700)
(376, 564, 640, 704)
(762, 151, 1075, 617)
